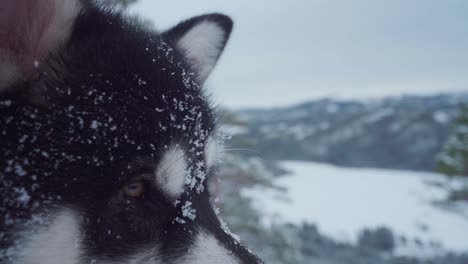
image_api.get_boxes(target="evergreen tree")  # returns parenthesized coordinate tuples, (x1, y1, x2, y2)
(437, 105, 468, 177)
(437, 105, 468, 203)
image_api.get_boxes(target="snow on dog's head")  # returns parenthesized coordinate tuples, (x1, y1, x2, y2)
(0, 1, 262, 263)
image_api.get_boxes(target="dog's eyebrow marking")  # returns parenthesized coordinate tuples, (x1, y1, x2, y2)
(156, 145, 187, 198)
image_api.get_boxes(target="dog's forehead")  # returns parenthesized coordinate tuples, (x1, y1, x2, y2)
(58, 40, 216, 157)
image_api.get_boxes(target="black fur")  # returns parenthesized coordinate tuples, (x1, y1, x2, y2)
(0, 2, 262, 263)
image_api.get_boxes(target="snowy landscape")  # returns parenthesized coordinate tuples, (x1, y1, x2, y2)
(244, 161, 468, 257)
(1, 1, 467, 263)
(239, 94, 467, 171)
(218, 94, 468, 263)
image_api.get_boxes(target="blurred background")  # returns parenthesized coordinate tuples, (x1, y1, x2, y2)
(125, 0, 467, 263)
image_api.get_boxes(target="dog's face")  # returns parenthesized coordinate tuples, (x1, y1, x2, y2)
(0, 1, 262, 263)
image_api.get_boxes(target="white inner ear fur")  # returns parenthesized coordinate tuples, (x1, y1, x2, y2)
(156, 146, 188, 198)
(179, 231, 239, 264)
(177, 21, 226, 82)
(17, 210, 82, 264)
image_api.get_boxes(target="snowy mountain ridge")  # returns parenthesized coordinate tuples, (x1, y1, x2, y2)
(235, 93, 468, 171)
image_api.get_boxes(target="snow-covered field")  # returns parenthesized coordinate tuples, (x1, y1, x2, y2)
(243, 161, 468, 255)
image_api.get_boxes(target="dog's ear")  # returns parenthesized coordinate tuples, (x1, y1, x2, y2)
(162, 14, 233, 84)
(0, 0, 81, 91)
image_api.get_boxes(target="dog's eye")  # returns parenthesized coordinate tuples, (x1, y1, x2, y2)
(124, 181, 145, 198)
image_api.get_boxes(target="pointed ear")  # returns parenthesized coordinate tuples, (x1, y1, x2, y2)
(162, 14, 233, 84)
(0, 0, 81, 91)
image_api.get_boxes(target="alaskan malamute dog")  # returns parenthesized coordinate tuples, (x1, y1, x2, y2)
(0, 0, 263, 263)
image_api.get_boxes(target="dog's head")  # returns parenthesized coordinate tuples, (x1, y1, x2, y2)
(0, 1, 263, 263)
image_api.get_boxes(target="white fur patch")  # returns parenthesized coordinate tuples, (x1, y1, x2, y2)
(156, 146, 188, 198)
(179, 231, 239, 264)
(16, 210, 82, 264)
(96, 247, 162, 264)
(205, 136, 222, 169)
(177, 21, 226, 82)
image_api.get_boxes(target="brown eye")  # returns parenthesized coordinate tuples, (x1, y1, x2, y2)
(124, 181, 145, 198)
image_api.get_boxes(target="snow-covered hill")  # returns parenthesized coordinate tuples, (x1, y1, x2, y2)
(243, 161, 468, 256)
(237, 93, 468, 171)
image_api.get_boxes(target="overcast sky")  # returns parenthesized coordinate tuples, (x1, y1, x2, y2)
(130, 1, 468, 109)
